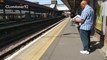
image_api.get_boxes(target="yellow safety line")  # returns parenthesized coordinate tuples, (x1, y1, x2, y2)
(35, 19, 69, 60)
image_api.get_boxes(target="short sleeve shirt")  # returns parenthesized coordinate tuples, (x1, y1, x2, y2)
(80, 5, 94, 30)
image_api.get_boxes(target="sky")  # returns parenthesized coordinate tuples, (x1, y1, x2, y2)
(26, 0, 63, 4)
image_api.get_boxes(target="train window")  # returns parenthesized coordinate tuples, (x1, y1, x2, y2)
(30, 11, 35, 20)
(0, 15, 3, 21)
(22, 10, 29, 14)
(4, 9, 22, 21)
(35, 12, 43, 19)
(21, 10, 30, 20)
(25, 12, 31, 20)
(0, 9, 3, 21)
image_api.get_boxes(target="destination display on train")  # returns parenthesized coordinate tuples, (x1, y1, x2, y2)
(5, 5, 29, 9)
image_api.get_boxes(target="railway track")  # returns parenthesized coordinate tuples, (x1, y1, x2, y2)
(0, 17, 64, 59)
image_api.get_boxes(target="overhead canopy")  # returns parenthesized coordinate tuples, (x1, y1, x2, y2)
(61, 0, 81, 11)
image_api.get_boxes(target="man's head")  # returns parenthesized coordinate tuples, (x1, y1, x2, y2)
(80, 1, 88, 9)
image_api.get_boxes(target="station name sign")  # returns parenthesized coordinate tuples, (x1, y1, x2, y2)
(5, 5, 29, 9)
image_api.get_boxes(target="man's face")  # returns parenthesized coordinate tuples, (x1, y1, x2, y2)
(80, 3, 85, 9)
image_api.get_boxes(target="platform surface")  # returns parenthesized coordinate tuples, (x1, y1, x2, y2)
(6, 18, 105, 60)
(40, 18, 105, 60)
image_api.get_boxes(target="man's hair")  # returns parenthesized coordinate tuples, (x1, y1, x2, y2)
(82, 0, 89, 4)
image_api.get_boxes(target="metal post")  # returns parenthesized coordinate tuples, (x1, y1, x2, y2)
(74, 0, 75, 12)
(103, 0, 106, 35)
(3, 0, 6, 23)
(73, 0, 76, 13)
(28, 5, 31, 20)
(20, 9, 22, 21)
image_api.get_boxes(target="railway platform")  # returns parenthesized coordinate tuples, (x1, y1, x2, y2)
(5, 17, 105, 60)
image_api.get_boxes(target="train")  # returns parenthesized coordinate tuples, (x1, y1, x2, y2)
(0, 0, 65, 58)
(0, 0, 64, 23)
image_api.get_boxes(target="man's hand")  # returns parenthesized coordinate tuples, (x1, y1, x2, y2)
(71, 15, 81, 22)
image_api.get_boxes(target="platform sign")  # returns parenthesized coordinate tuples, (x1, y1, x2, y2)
(95, 0, 103, 31)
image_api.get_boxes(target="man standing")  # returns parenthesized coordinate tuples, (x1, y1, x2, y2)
(72, 0, 94, 54)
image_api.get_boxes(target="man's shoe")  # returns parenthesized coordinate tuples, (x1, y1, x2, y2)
(80, 50, 90, 55)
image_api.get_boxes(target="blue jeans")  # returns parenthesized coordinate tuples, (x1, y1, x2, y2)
(80, 29, 91, 51)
